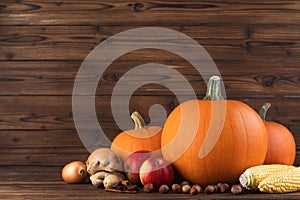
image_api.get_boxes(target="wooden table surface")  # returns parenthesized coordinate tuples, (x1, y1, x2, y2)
(1, 166, 299, 200)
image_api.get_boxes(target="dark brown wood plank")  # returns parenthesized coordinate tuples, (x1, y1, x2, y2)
(0, 166, 299, 200)
(0, 96, 299, 132)
(0, 185, 300, 200)
(1, 129, 299, 152)
(1, 25, 300, 62)
(0, 60, 299, 96)
(1, 25, 300, 44)
(0, 130, 299, 166)
(0, 148, 89, 166)
(0, 130, 83, 147)
(0, 166, 63, 183)
(1, 0, 300, 26)
(0, 95, 177, 130)
(1, 25, 299, 48)
(0, 96, 299, 165)
(0, 60, 78, 95)
(1, 40, 299, 62)
(0, 146, 299, 166)
(0, 140, 298, 166)
(0, 146, 88, 156)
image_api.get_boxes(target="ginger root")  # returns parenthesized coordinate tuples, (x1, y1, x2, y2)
(86, 148, 123, 175)
(90, 171, 108, 188)
(86, 148, 125, 189)
(90, 171, 125, 189)
(103, 174, 123, 189)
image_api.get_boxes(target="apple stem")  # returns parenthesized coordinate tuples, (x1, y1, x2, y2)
(131, 111, 146, 130)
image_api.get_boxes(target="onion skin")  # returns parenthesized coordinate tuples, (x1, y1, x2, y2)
(62, 161, 88, 183)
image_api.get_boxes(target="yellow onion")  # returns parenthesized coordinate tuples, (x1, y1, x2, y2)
(62, 161, 88, 183)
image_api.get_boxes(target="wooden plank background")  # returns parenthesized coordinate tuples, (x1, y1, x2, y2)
(0, 0, 299, 169)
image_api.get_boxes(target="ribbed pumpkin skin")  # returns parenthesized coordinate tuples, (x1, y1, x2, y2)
(161, 100, 268, 186)
(264, 121, 296, 165)
(111, 127, 162, 162)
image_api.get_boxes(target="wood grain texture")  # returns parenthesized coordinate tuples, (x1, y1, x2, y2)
(0, 95, 300, 166)
(0, 167, 300, 200)
(0, 1, 299, 194)
(0, 60, 299, 96)
(0, 185, 300, 200)
(0, 96, 299, 131)
(1, 25, 300, 61)
(1, 0, 300, 26)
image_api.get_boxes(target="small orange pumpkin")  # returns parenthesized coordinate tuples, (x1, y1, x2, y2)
(258, 102, 296, 165)
(161, 76, 268, 186)
(111, 111, 162, 161)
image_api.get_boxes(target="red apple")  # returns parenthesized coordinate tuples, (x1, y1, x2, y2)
(124, 150, 152, 185)
(139, 156, 174, 190)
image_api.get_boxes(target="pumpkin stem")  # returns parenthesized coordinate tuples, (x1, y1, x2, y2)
(131, 111, 146, 130)
(258, 102, 271, 121)
(203, 75, 224, 100)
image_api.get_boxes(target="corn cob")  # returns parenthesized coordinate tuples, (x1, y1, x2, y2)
(258, 167, 300, 193)
(239, 164, 295, 190)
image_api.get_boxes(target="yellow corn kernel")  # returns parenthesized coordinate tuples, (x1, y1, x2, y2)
(239, 164, 295, 190)
(258, 167, 300, 193)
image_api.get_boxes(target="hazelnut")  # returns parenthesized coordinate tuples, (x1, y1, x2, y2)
(192, 184, 202, 193)
(219, 183, 230, 193)
(172, 184, 182, 193)
(190, 187, 198, 195)
(182, 185, 191, 194)
(231, 184, 243, 195)
(204, 185, 216, 194)
(143, 183, 154, 193)
(159, 184, 170, 194)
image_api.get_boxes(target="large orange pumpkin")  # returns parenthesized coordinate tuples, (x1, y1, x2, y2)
(258, 102, 296, 165)
(161, 76, 268, 186)
(111, 111, 162, 161)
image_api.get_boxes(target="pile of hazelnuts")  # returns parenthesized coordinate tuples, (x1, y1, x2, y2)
(143, 181, 244, 195)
